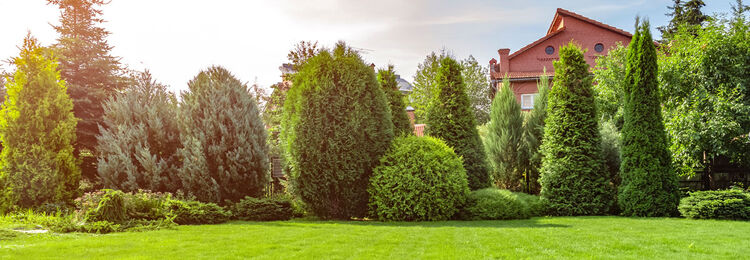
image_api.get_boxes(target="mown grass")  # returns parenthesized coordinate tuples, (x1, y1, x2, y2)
(1, 216, 749, 259)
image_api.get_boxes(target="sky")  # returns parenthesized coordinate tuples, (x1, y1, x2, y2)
(0, 0, 737, 94)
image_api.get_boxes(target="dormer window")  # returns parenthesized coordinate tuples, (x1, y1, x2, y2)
(545, 46, 554, 55)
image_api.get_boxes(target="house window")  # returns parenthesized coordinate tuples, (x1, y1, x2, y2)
(521, 94, 536, 109)
(594, 43, 604, 52)
(545, 46, 554, 55)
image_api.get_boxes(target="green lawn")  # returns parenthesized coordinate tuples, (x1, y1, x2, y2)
(1, 217, 749, 259)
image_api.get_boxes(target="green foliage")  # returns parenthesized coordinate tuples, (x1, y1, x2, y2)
(232, 195, 294, 221)
(458, 188, 545, 220)
(593, 43, 627, 128)
(484, 78, 524, 191)
(658, 0, 708, 40)
(679, 189, 750, 220)
(97, 71, 181, 193)
(281, 42, 394, 219)
(539, 43, 614, 216)
(368, 136, 469, 221)
(177, 66, 269, 203)
(425, 56, 490, 190)
(408, 50, 448, 123)
(84, 189, 126, 223)
(377, 65, 413, 136)
(0, 35, 80, 212)
(48, 0, 130, 181)
(660, 18, 750, 176)
(619, 20, 680, 217)
(599, 120, 622, 195)
(461, 55, 492, 124)
(164, 199, 230, 225)
(520, 73, 551, 194)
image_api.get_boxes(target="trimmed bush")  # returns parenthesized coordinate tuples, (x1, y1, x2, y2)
(425, 56, 491, 190)
(458, 188, 546, 220)
(232, 195, 294, 221)
(368, 136, 469, 221)
(281, 42, 394, 219)
(164, 200, 230, 225)
(679, 189, 750, 220)
(539, 43, 614, 216)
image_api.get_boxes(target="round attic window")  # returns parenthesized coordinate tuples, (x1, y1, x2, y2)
(545, 46, 554, 55)
(594, 43, 604, 52)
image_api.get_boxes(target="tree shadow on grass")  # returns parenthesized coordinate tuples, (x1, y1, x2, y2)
(227, 217, 570, 229)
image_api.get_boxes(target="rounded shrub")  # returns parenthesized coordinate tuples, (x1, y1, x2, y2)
(368, 135, 469, 221)
(458, 188, 546, 220)
(85, 189, 127, 223)
(678, 189, 750, 220)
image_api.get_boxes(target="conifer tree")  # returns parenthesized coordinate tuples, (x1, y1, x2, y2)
(377, 65, 413, 136)
(0, 35, 80, 211)
(177, 66, 269, 203)
(47, 0, 129, 181)
(97, 71, 181, 193)
(619, 20, 679, 217)
(425, 56, 490, 190)
(282, 42, 394, 219)
(521, 73, 550, 194)
(484, 78, 524, 191)
(539, 43, 613, 215)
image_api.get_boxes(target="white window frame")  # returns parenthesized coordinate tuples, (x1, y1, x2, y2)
(521, 94, 536, 109)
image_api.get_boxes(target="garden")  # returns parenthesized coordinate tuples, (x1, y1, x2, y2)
(1, 0, 750, 259)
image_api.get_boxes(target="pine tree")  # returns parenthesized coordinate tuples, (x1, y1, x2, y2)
(484, 77, 524, 191)
(658, 0, 708, 40)
(619, 20, 679, 217)
(0, 35, 80, 211)
(97, 71, 181, 193)
(47, 0, 129, 181)
(539, 43, 613, 216)
(282, 42, 394, 219)
(177, 66, 269, 203)
(425, 56, 491, 190)
(521, 72, 550, 194)
(377, 65, 413, 136)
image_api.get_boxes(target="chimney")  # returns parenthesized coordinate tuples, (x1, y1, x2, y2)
(498, 48, 510, 74)
(405, 106, 415, 126)
(370, 63, 376, 70)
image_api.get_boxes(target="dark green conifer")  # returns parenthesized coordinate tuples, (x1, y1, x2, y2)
(377, 65, 413, 136)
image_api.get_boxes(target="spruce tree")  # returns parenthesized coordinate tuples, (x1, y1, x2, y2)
(0, 35, 80, 211)
(539, 43, 613, 215)
(619, 20, 679, 217)
(377, 65, 413, 136)
(47, 0, 129, 181)
(484, 78, 524, 191)
(177, 66, 269, 203)
(282, 42, 394, 219)
(97, 71, 181, 193)
(425, 56, 490, 190)
(521, 73, 550, 194)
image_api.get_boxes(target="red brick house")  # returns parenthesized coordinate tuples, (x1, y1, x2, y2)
(489, 8, 632, 110)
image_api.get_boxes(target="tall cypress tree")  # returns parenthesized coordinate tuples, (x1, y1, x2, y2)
(377, 65, 413, 136)
(177, 66, 269, 203)
(425, 56, 490, 190)
(97, 71, 181, 193)
(484, 78, 524, 191)
(47, 0, 129, 181)
(521, 72, 550, 194)
(619, 20, 680, 217)
(539, 43, 613, 216)
(0, 35, 80, 211)
(282, 42, 394, 219)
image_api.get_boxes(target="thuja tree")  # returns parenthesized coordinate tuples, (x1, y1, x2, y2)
(520, 73, 550, 194)
(426, 56, 490, 190)
(377, 65, 412, 136)
(97, 71, 181, 193)
(484, 78, 524, 191)
(539, 43, 613, 215)
(177, 66, 269, 203)
(282, 42, 394, 219)
(0, 35, 80, 211)
(620, 20, 680, 217)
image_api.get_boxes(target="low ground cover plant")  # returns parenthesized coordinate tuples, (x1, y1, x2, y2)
(232, 195, 295, 221)
(368, 135, 470, 221)
(679, 189, 750, 220)
(458, 188, 546, 220)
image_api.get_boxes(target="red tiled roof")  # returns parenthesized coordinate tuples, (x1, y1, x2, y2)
(414, 124, 425, 137)
(549, 8, 633, 38)
(490, 71, 554, 80)
(508, 28, 566, 59)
